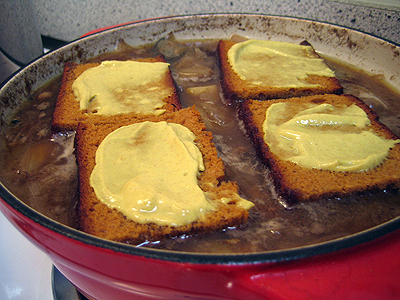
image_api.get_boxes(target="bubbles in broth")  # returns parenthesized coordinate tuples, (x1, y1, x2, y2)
(1, 36, 400, 253)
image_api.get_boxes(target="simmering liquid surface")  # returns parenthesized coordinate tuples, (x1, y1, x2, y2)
(1, 37, 400, 253)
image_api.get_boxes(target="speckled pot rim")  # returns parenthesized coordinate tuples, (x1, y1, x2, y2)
(1, 13, 400, 265)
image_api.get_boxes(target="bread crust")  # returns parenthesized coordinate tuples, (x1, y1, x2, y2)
(52, 55, 182, 131)
(75, 107, 249, 244)
(238, 94, 400, 203)
(217, 40, 343, 104)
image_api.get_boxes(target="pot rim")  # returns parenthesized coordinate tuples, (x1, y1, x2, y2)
(1, 13, 400, 265)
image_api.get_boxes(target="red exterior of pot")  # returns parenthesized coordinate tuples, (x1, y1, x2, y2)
(2, 197, 400, 300)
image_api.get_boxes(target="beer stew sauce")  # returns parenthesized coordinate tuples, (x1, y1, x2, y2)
(1, 35, 400, 253)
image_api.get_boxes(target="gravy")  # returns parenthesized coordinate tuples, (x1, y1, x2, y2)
(1, 37, 400, 253)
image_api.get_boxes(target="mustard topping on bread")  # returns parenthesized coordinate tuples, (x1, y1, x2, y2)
(90, 121, 216, 226)
(238, 94, 400, 202)
(72, 60, 172, 116)
(76, 107, 253, 243)
(263, 102, 400, 172)
(227, 39, 336, 88)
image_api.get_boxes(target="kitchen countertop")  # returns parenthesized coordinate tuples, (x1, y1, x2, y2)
(32, 0, 400, 45)
(0, 212, 53, 300)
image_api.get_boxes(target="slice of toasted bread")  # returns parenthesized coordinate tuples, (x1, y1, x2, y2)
(238, 94, 400, 202)
(75, 107, 252, 244)
(52, 55, 182, 131)
(217, 39, 343, 104)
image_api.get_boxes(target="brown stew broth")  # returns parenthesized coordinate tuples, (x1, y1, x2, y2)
(1, 38, 400, 253)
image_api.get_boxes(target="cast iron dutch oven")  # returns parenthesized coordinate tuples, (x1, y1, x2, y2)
(1, 14, 400, 300)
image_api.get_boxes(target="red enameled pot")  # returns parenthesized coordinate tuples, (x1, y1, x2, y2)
(1, 14, 400, 300)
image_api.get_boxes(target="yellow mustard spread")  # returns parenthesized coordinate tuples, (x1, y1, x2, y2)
(263, 102, 400, 172)
(72, 60, 172, 116)
(227, 39, 336, 87)
(90, 121, 215, 226)
(220, 194, 254, 211)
